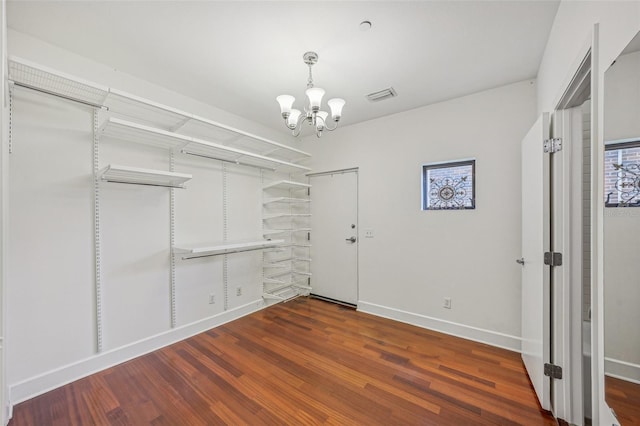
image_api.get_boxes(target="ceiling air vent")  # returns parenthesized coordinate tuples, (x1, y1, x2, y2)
(366, 87, 397, 102)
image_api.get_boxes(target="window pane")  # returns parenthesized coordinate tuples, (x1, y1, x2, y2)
(604, 145, 640, 207)
(422, 160, 475, 210)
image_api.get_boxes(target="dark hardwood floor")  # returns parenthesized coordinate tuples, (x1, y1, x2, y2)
(10, 298, 556, 425)
(606, 375, 640, 425)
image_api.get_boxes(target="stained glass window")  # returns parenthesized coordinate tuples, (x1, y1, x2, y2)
(422, 159, 475, 210)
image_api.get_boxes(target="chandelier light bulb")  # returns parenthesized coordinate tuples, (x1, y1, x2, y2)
(287, 109, 302, 129)
(276, 95, 295, 118)
(316, 111, 328, 131)
(327, 98, 346, 121)
(305, 87, 325, 112)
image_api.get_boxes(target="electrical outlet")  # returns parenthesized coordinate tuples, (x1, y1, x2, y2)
(443, 297, 452, 309)
(236, 287, 242, 297)
(208, 294, 215, 304)
(364, 229, 374, 238)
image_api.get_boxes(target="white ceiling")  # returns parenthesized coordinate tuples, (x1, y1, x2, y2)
(7, 1, 559, 136)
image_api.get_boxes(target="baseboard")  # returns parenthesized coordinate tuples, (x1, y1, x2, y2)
(9, 299, 264, 407)
(605, 357, 640, 384)
(357, 301, 521, 352)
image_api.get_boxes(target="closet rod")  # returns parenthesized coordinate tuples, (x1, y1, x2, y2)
(100, 179, 185, 189)
(11, 81, 109, 110)
(306, 167, 358, 177)
(177, 245, 277, 260)
(181, 150, 277, 172)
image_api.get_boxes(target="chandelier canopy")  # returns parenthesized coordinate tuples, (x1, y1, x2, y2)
(276, 52, 345, 138)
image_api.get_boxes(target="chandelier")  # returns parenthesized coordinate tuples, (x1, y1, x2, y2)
(276, 51, 345, 138)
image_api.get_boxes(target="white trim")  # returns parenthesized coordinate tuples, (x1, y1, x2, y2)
(357, 301, 521, 352)
(305, 167, 358, 177)
(605, 357, 640, 384)
(604, 137, 640, 146)
(420, 158, 476, 168)
(9, 299, 264, 406)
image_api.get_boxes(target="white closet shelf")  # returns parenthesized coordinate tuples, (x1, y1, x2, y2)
(262, 228, 311, 236)
(262, 213, 312, 220)
(264, 280, 311, 293)
(263, 283, 311, 302)
(267, 258, 293, 265)
(100, 117, 191, 150)
(267, 269, 312, 278)
(263, 197, 311, 204)
(181, 139, 310, 173)
(98, 164, 192, 188)
(103, 89, 312, 163)
(277, 243, 312, 249)
(8, 56, 109, 107)
(265, 278, 310, 287)
(262, 229, 287, 236)
(263, 263, 290, 269)
(262, 287, 300, 302)
(7, 57, 312, 165)
(265, 269, 294, 279)
(267, 257, 311, 263)
(263, 180, 311, 191)
(99, 117, 310, 173)
(173, 239, 284, 259)
(264, 282, 297, 293)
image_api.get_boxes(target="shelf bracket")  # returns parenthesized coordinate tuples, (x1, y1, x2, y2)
(93, 109, 104, 353)
(169, 151, 177, 328)
(223, 162, 229, 311)
(8, 87, 13, 154)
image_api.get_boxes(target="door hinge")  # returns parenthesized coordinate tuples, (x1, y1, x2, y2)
(544, 363, 563, 379)
(543, 137, 562, 153)
(544, 251, 563, 266)
(307, 232, 310, 241)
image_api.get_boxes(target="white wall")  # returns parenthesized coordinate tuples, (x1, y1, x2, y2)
(4, 30, 296, 410)
(603, 49, 640, 384)
(302, 79, 537, 351)
(536, 2, 640, 424)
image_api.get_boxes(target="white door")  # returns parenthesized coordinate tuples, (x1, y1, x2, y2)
(521, 113, 552, 411)
(310, 170, 358, 306)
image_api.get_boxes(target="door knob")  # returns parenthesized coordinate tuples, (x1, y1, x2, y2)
(345, 237, 356, 243)
(516, 258, 525, 265)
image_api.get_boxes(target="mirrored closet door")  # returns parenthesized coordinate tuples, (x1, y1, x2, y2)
(603, 30, 640, 426)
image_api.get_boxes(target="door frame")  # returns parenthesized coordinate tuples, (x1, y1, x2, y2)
(548, 30, 595, 425)
(307, 167, 359, 307)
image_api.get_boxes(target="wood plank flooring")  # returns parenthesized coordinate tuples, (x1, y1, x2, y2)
(606, 376, 640, 425)
(9, 298, 556, 425)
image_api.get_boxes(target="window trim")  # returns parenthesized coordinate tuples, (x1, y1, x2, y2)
(605, 137, 640, 151)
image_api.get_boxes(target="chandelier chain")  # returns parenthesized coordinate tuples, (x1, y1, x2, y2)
(307, 63, 314, 89)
